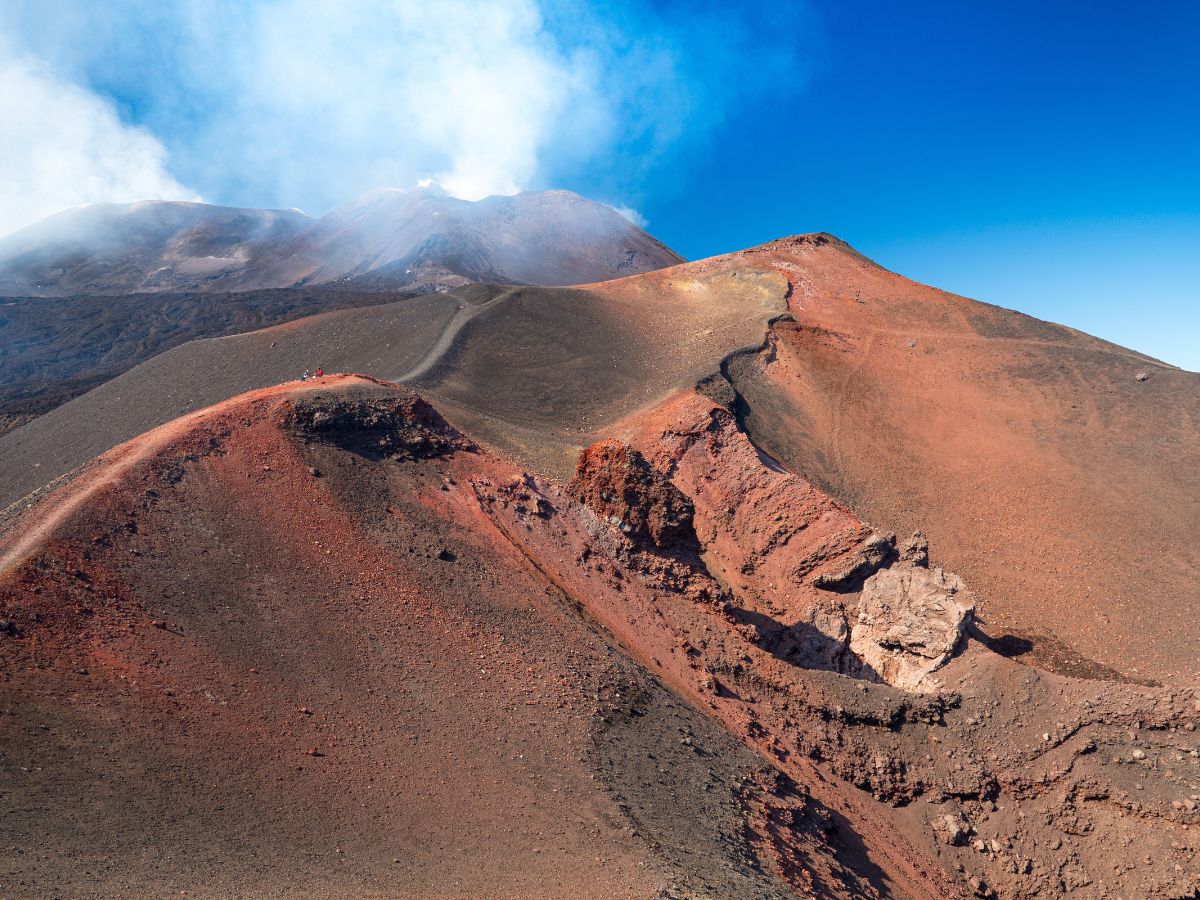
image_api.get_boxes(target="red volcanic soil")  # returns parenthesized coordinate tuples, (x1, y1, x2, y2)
(716, 235, 1200, 685)
(3, 375, 1198, 898)
(0, 378, 655, 897)
(0, 377, 849, 897)
(2, 232, 1199, 897)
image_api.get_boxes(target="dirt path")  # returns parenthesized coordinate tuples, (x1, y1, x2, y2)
(393, 288, 515, 383)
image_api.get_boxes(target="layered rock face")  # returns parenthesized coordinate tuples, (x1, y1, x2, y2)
(566, 438, 697, 553)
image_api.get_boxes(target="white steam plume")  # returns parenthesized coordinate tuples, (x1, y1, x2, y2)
(0, 0, 808, 233)
(221, 0, 594, 205)
(0, 44, 197, 236)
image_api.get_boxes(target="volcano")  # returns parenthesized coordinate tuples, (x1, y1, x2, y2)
(0, 188, 682, 297)
(1, 230, 1198, 898)
(0, 188, 683, 434)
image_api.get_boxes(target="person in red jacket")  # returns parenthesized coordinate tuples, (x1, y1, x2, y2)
(315, 367, 324, 377)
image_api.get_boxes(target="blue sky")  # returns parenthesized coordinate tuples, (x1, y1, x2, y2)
(610, 0, 1200, 371)
(0, 0, 1196, 368)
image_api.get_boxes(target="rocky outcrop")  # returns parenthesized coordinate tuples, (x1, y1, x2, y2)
(812, 532, 897, 591)
(626, 393, 974, 692)
(783, 553, 975, 690)
(787, 596, 853, 671)
(280, 392, 470, 460)
(567, 439, 698, 554)
(900, 531, 929, 567)
(849, 564, 975, 690)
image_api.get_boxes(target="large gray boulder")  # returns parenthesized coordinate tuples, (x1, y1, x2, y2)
(849, 565, 975, 690)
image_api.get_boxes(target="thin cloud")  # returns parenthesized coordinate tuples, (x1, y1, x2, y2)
(0, 0, 813, 234)
(0, 43, 197, 236)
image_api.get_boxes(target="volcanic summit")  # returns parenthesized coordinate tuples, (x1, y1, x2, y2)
(0, 187, 681, 297)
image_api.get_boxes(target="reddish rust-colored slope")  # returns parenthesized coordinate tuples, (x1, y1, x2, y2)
(525, 388, 1200, 898)
(0, 377, 663, 897)
(0, 377, 875, 898)
(702, 236, 1200, 685)
(5, 375, 1198, 899)
(3, 229, 1200, 899)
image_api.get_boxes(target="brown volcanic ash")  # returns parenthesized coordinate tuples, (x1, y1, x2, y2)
(0, 268, 785, 511)
(0, 286, 413, 436)
(0, 293, 463, 501)
(0, 189, 683, 432)
(1, 233, 1199, 897)
(2, 376, 1198, 898)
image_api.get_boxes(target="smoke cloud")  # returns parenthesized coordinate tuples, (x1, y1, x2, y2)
(0, 41, 198, 236)
(0, 0, 808, 236)
(210, 0, 602, 206)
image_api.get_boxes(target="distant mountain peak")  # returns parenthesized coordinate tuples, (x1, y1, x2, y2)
(0, 189, 682, 297)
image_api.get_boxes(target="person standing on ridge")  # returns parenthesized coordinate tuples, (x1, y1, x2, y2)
(316, 367, 324, 377)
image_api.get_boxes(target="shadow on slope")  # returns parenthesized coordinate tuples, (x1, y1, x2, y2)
(0, 295, 459, 510)
(0, 287, 409, 434)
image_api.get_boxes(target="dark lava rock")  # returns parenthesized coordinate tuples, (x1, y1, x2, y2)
(900, 531, 929, 567)
(813, 533, 896, 592)
(281, 393, 471, 461)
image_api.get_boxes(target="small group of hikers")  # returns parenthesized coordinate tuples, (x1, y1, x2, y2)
(300, 367, 325, 381)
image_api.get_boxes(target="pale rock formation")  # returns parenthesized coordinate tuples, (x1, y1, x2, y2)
(849, 565, 975, 690)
